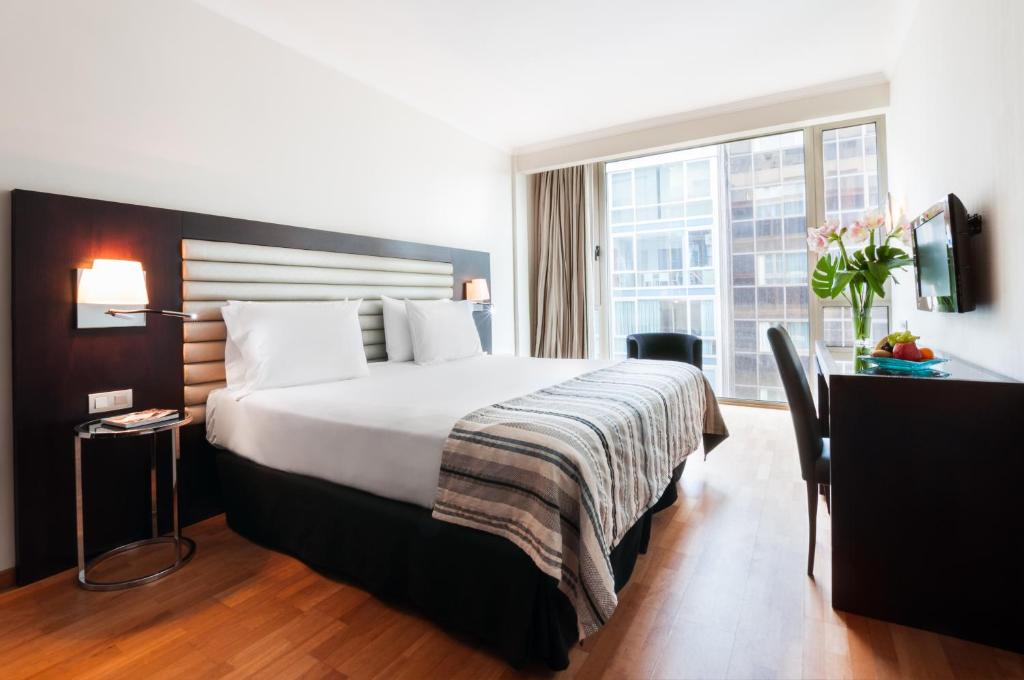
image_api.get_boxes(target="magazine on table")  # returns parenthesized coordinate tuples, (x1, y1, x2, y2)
(100, 409, 179, 429)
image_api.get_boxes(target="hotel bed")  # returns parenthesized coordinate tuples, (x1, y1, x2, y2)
(208, 354, 725, 669)
(180, 236, 728, 669)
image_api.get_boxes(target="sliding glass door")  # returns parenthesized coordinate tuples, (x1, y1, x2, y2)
(601, 116, 887, 403)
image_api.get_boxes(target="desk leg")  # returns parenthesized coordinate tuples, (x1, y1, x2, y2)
(817, 371, 830, 437)
(74, 437, 85, 584)
(150, 436, 158, 538)
(171, 427, 181, 566)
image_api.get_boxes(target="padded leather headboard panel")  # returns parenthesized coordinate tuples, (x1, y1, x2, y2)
(181, 239, 454, 423)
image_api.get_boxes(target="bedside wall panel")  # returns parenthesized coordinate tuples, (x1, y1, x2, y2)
(11, 191, 183, 585)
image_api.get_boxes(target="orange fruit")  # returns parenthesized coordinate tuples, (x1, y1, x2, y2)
(919, 347, 935, 360)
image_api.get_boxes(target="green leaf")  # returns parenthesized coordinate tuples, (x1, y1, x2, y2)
(888, 257, 914, 270)
(861, 265, 887, 297)
(837, 242, 914, 301)
(832, 270, 856, 298)
(874, 245, 913, 269)
(812, 254, 864, 300)
(811, 255, 839, 300)
(878, 244, 911, 260)
(867, 262, 889, 298)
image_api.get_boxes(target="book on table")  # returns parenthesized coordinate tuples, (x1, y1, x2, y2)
(100, 409, 179, 429)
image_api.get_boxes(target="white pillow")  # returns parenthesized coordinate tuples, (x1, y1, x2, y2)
(223, 301, 247, 390)
(381, 296, 449, 362)
(221, 300, 369, 395)
(405, 299, 482, 365)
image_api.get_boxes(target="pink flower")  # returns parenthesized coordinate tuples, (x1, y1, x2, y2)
(819, 219, 840, 237)
(807, 219, 841, 255)
(807, 229, 828, 255)
(898, 225, 913, 245)
(846, 221, 868, 242)
(889, 210, 912, 244)
(862, 213, 886, 230)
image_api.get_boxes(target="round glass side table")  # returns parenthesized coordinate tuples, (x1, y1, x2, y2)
(73, 414, 196, 590)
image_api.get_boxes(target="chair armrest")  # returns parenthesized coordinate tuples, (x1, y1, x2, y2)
(625, 333, 702, 371)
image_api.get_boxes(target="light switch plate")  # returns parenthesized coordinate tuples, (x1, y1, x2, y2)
(89, 389, 133, 414)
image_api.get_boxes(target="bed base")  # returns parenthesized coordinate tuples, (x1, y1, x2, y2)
(216, 450, 685, 670)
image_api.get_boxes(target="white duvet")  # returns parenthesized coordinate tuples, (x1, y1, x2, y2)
(206, 355, 615, 508)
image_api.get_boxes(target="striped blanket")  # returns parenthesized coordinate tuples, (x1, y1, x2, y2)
(432, 359, 728, 638)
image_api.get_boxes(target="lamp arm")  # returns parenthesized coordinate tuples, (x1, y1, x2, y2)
(106, 308, 197, 320)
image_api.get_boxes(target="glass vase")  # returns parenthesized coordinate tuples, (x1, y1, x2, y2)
(851, 302, 873, 350)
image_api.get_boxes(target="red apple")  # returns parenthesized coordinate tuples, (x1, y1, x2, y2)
(893, 342, 923, 361)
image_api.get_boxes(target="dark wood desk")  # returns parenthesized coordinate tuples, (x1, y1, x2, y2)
(815, 341, 1024, 654)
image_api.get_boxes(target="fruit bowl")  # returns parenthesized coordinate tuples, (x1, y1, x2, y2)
(862, 356, 949, 373)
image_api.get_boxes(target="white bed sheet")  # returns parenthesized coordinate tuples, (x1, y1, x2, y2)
(206, 355, 615, 509)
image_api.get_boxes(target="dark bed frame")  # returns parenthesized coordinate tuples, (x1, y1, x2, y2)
(219, 451, 685, 669)
(11, 188, 687, 669)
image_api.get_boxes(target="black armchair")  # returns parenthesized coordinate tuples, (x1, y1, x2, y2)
(626, 332, 702, 370)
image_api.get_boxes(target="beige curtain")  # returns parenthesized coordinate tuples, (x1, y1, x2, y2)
(529, 165, 591, 358)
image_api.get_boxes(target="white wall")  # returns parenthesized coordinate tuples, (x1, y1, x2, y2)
(887, 0, 1024, 378)
(0, 0, 513, 572)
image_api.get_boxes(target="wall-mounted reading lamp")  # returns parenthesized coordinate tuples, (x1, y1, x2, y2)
(465, 278, 492, 311)
(76, 259, 196, 329)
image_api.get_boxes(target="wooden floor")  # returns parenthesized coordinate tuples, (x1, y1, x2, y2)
(2, 405, 1022, 679)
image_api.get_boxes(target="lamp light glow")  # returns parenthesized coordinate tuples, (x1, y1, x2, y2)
(77, 259, 149, 306)
(466, 278, 491, 303)
(75, 258, 194, 328)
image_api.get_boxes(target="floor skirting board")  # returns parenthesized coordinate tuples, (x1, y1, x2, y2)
(0, 568, 14, 592)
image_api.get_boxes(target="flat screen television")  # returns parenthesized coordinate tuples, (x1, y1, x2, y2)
(911, 193, 981, 313)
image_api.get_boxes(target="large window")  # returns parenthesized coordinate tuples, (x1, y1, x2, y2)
(724, 132, 808, 401)
(602, 117, 887, 402)
(817, 121, 890, 346)
(607, 149, 723, 389)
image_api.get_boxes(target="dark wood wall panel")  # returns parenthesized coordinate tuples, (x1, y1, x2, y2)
(11, 191, 184, 584)
(11, 190, 492, 585)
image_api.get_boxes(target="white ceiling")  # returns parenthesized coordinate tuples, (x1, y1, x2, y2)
(195, 0, 918, 151)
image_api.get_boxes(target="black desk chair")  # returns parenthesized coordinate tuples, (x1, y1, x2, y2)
(626, 332, 702, 370)
(766, 325, 830, 577)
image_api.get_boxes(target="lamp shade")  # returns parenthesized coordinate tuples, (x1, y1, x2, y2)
(77, 259, 149, 305)
(466, 278, 490, 302)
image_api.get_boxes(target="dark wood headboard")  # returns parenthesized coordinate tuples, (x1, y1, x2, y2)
(10, 189, 491, 585)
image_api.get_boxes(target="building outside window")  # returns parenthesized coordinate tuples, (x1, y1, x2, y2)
(603, 118, 887, 403)
(819, 122, 890, 345)
(606, 148, 722, 391)
(722, 131, 808, 401)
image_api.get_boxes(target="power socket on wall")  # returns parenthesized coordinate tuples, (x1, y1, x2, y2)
(88, 389, 133, 414)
